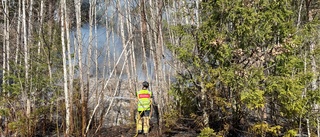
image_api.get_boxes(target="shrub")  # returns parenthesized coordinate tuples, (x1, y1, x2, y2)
(198, 127, 218, 137)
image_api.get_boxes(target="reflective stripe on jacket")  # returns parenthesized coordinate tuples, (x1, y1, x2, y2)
(137, 89, 152, 111)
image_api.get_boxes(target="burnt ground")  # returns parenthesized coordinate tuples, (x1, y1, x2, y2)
(91, 119, 199, 137)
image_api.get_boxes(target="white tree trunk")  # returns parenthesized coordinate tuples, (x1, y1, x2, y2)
(15, 0, 21, 64)
(74, 0, 86, 135)
(117, 0, 132, 90)
(2, 0, 7, 94)
(126, 0, 135, 89)
(309, 8, 317, 137)
(88, 0, 94, 94)
(94, 0, 98, 103)
(5, 0, 9, 78)
(104, 0, 111, 78)
(156, 0, 164, 133)
(140, 0, 149, 80)
(60, 0, 71, 135)
(64, 0, 74, 127)
(38, 0, 44, 60)
(22, 0, 31, 118)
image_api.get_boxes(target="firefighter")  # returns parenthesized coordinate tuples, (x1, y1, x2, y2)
(136, 81, 152, 134)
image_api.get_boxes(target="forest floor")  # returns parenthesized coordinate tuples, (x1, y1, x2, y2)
(94, 118, 199, 137)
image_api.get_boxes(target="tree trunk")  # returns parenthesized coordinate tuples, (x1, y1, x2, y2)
(22, 0, 31, 121)
(64, 0, 74, 133)
(15, 0, 21, 65)
(104, 0, 111, 78)
(60, 0, 71, 135)
(117, 0, 132, 91)
(48, 0, 54, 123)
(74, 0, 86, 135)
(140, 0, 148, 80)
(308, 2, 317, 136)
(125, 0, 135, 89)
(2, 0, 7, 95)
(157, 0, 164, 133)
(84, 0, 95, 134)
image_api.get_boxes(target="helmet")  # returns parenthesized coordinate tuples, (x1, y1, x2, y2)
(142, 81, 149, 88)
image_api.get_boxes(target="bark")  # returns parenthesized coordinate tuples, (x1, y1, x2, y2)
(112, 1, 117, 75)
(140, 0, 149, 80)
(47, 0, 54, 122)
(15, 0, 21, 65)
(74, 0, 86, 136)
(5, 0, 9, 78)
(84, 0, 95, 134)
(60, 0, 71, 135)
(307, 1, 317, 136)
(94, 0, 98, 105)
(38, 0, 44, 64)
(64, 0, 74, 133)
(28, 0, 33, 41)
(22, 0, 31, 119)
(117, 0, 132, 92)
(2, 0, 7, 94)
(196, 0, 200, 28)
(104, 0, 111, 77)
(156, 0, 164, 133)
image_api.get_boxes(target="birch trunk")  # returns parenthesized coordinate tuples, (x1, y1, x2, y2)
(48, 0, 54, 122)
(38, 0, 44, 64)
(117, 0, 132, 90)
(60, 0, 71, 135)
(47, 0, 54, 85)
(156, 0, 164, 133)
(104, 0, 111, 77)
(125, 0, 136, 93)
(112, 2, 117, 75)
(75, 0, 86, 135)
(22, 0, 31, 119)
(2, 0, 8, 94)
(64, 0, 74, 133)
(85, 0, 95, 134)
(5, 0, 9, 78)
(94, 0, 98, 104)
(308, 3, 317, 137)
(140, 0, 148, 80)
(15, 0, 21, 64)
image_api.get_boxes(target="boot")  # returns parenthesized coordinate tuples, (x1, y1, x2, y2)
(137, 116, 143, 134)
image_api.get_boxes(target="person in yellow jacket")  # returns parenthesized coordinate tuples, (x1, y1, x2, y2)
(136, 81, 152, 134)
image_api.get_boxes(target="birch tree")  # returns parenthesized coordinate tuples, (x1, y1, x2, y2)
(15, 0, 21, 65)
(2, 0, 9, 94)
(65, 1, 74, 133)
(117, 0, 132, 91)
(140, 0, 149, 80)
(22, 0, 31, 120)
(155, 0, 164, 133)
(60, 0, 71, 135)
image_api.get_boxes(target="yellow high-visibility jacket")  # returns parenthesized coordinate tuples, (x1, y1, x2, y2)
(137, 89, 152, 111)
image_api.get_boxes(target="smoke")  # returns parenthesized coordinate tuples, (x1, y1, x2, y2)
(69, 0, 174, 82)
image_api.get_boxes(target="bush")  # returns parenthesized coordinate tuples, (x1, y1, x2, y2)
(198, 127, 218, 137)
(163, 110, 179, 128)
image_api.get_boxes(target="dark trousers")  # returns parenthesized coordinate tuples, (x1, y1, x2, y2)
(139, 110, 150, 117)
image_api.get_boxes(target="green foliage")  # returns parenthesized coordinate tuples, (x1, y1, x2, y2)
(283, 129, 297, 137)
(250, 122, 282, 136)
(198, 127, 218, 137)
(163, 109, 180, 128)
(8, 110, 34, 136)
(168, 0, 316, 136)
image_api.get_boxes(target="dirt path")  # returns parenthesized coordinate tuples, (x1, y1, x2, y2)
(94, 119, 198, 137)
